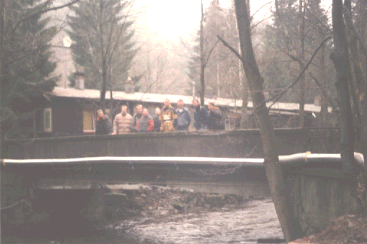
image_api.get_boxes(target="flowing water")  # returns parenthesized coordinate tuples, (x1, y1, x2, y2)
(4, 198, 284, 244)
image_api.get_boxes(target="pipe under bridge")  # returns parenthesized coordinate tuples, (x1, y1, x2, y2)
(1, 153, 364, 197)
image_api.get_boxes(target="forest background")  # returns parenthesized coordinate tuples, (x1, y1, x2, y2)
(49, 0, 366, 129)
(1, 0, 366, 129)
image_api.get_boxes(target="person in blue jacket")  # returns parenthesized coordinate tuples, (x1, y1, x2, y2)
(175, 99, 191, 131)
(192, 99, 208, 130)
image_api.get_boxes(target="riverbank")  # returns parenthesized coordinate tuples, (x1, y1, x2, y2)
(290, 215, 367, 244)
(104, 184, 252, 222)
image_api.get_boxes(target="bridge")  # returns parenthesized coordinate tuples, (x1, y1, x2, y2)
(2, 153, 361, 193)
(1, 128, 365, 237)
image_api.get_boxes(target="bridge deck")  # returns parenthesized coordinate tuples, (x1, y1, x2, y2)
(1, 153, 364, 197)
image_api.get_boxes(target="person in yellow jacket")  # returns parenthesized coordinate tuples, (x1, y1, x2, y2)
(159, 98, 177, 132)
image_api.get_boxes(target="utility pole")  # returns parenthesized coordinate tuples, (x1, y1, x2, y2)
(200, 0, 205, 105)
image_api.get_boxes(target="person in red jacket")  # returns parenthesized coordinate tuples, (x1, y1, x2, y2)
(137, 108, 154, 132)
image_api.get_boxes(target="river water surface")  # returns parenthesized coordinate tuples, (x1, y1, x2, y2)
(6, 198, 283, 244)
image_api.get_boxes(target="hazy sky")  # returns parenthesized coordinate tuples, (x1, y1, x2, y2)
(133, 0, 332, 41)
(134, 0, 218, 41)
(133, 0, 273, 42)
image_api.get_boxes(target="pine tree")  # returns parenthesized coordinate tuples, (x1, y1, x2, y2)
(0, 0, 58, 126)
(67, 0, 138, 95)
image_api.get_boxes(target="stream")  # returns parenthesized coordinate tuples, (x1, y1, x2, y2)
(3, 198, 284, 244)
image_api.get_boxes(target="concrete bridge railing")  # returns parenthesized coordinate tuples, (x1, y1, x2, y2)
(2, 128, 344, 159)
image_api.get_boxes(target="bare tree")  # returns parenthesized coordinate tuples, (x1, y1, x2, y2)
(297, 0, 306, 127)
(330, 0, 356, 174)
(234, 0, 303, 241)
(309, 0, 329, 126)
(343, 5, 365, 128)
(199, 0, 219, 105)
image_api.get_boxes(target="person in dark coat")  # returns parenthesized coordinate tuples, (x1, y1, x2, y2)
(175, 99, 191, 131)
(192, 99, 208, 130)
(96, 109, 112, 135)
(153, 107, 161, 132)
(208, 102, 225, 130)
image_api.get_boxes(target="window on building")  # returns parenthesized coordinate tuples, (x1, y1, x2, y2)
(83, 109, 95, 133)
(44, 108, 52, 132)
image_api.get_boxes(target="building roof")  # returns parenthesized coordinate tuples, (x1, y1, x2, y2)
(50, 87, 332, 114)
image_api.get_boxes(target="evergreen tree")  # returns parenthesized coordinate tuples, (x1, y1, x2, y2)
(67, 0, 138, 94)
(0, 0, 58, 129)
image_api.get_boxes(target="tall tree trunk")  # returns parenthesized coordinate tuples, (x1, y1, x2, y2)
(358, 0, 367, 80)
(101, 59, 107, 110)
(298, 0, 306, 128)
(347, 25, 365, 96)
(311, 0, 328, 127)
(320, 39, 328, 126)
(200, 0, 205, 106)
(0, 0, 6, 96)
(109, 67, 113, 119)
(99, 0, 107, 111)
(216, 52, 220, 97)
(234, 0, 303, 241)
(330, 0, 355, 174)
(240, 71, 249, 129)
(344, 5, 364, 128)
(215, 13, 220, 97)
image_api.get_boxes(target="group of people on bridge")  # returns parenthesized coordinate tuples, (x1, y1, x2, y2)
(95, 98, 225, 135)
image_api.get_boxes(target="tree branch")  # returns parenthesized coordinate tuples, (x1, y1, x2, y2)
(309, 72, 338, 110)
(286, 52, 303, 65)
(250, 1, 272, 20)
(12, 0, 80, 34)
(251, 16, 273, 31)
(204, 39, 219, 67)
(256, 36, 332, 111)
(306, 8, 332, 33)
(343, 6, 367, 62)
(217, 35, 243, 63)
(1, 51, 37, 68)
